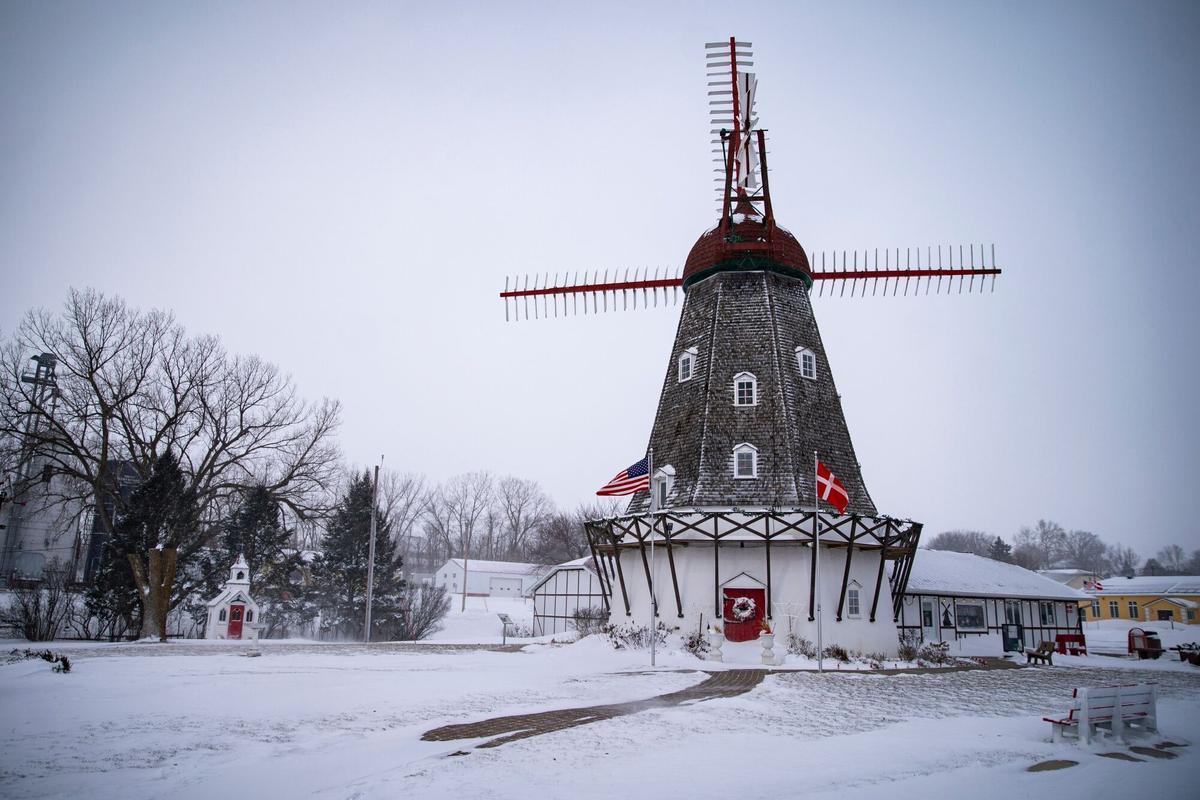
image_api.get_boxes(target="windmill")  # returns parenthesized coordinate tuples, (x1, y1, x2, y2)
(501, 38, 1004, 656)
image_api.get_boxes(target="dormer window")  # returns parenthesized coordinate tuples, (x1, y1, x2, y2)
(653, 465, 675, 509)
(847, 580, 862, 618)
(678, 347, 698, 382)
(732, 443, 758, 479)
(733, 372, 757, 406)
(796, 347, 817, 380)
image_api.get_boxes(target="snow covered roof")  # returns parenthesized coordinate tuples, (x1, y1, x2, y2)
(528, 557, 600, 593)
(440, 558, 542, 576)
(906, 549, 1089, 601)
(1085, 575, 1200, 596)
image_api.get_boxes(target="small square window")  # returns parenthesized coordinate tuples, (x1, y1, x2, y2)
(736, 380, 755, 405)
(734, 448, 757, 478)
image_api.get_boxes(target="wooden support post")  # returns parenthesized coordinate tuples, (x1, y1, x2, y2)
(663, 527, 683, 618)
(635, 521, 656, 618)
(714, 535, 722, 618)
(835, 519, 858, 621)
(584, 524, 611, 613)
(609, 533, 632, 616)
(764, 515, 773, 619)
(869, 535, 889, 623)
(808, 511, 818, 622)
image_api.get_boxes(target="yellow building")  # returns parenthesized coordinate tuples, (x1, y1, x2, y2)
(1080, 575, 1200, 625)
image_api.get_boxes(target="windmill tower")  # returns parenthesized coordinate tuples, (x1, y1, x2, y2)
(501, 38, 1002, 655)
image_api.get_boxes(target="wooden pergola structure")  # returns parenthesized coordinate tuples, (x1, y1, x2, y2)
(584, 509, 922, 624)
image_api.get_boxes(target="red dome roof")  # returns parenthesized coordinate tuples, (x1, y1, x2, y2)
(682, 217, 811, 290)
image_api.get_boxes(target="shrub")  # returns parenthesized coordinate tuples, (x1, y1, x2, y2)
(572, 606, 608, 638)
(682, 627, 710, 659)
(392, 584, 451, 641)
(917, 640, 952, 665)
(600, 621, 677, 650)
(0, 561, 78, 641)
(822, 644, 851, 663)
(786, 633, 817, 659)
(897, 630, 921, 662)
(5, 648, 71, 673)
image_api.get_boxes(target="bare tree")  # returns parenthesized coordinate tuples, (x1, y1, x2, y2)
(0, 289, 342, 636)
(439, 471, 494, 611)
(1104, 543, 1140, 577)
(495, 476, 552, 559)
(1012, 520, 1067, 571)
(377, 470, 425, 567)
(925, 530, 993, 557)
(1155, 544, 1187, 575)
(1062, 530, 1107, 573)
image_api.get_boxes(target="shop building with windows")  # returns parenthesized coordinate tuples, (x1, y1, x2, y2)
(897, 549, 1088, 650)
(1080, 575, 1200, 625)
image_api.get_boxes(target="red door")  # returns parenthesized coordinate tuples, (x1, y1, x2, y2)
(722, 588, 766, 642)
(228, 604, 244, 640)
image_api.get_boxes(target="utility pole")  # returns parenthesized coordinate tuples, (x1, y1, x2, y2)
(363, 457, 382, 643)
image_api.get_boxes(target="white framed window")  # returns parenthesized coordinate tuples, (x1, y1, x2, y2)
(1109, 600, 1120, 618)
(847, 587, 861, 618)
(1039, 601, 1055, 625)
(219, 609, 227, 622)
(733, 372, 757, 406)
(678, 347, 698, 382)
(1091, 600, 1100, 618)
(1128, 600, 1139, 619)
(732, 443, 758, 479)
(954, 601, 986, 631)
(795, 347, 816, 380)
(653, 465, 675, 509)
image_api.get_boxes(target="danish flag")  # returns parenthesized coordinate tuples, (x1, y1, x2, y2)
(816, 460, 850, 514)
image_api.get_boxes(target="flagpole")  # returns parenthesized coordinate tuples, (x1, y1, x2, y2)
(814, 450, 822, 674)
(648, 446, 656, 668)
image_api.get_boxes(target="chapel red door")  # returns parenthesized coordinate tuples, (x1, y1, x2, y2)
(228, 604, 244, 640)
(722, 588, 765, 642)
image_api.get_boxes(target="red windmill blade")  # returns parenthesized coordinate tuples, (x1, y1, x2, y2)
(499, 36, 1002, 321)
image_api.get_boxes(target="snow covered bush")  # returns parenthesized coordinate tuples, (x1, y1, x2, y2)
(681, 627, 710, 659)
(896, 630, 921, 662)
(600, 621, 676, 650)
(786, 634, 817, 659)
(822, 644, 851, 663)
(917, 641, 952, 665)
(5, 648, 71, 673)
(572, 606, 607, 637)
(392, 584, 451, 641)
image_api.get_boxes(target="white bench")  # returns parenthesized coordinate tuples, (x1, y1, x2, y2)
(1044, 684, 1158, 744)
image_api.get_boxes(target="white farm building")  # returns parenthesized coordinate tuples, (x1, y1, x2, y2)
(897, 549, 1089, 651)
(434, 558, 545, 598)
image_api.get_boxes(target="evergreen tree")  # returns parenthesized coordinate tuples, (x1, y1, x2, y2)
(987, 536, 1013, 563)
(312, 472, 407, 640)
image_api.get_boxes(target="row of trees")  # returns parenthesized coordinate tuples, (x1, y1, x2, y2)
(926, 520, 1198, 577)
(1, 289, 618, 641)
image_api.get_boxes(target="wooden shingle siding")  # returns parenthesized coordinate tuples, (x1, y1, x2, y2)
(629, 270, 875, 513)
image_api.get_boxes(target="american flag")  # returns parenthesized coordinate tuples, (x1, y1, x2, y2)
(596, 456, 649, 496)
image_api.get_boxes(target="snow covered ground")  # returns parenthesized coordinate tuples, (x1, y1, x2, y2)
(2, 632, 1197, 800)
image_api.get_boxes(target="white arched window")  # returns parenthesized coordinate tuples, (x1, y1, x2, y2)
(678, 347, 698, 382)
(796, 347, 817, 380)
(653, 464, 675, 509)
(732, 443, 758, 479)
(847, 580, 862, 618)
(733, 372, 757, 406)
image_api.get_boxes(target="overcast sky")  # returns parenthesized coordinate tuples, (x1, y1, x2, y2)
(2, 1, 1198, 558)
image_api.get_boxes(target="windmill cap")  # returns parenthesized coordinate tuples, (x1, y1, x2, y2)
(682, 217, 812, 290)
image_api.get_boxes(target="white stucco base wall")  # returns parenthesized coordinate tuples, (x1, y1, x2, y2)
(611, 543, 901, 656)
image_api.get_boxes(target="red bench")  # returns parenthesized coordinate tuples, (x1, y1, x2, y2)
(1044, 684, 1158, 744)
